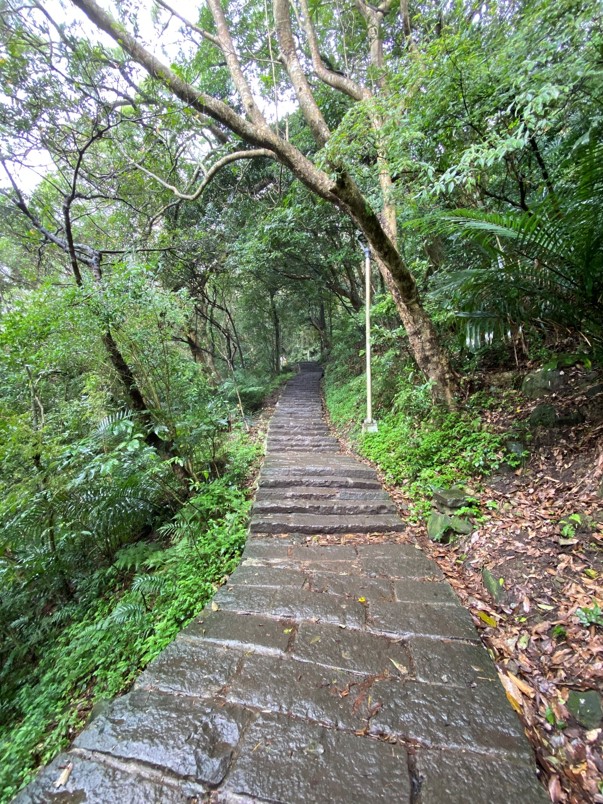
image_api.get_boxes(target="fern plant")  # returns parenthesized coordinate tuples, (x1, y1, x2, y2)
(431, 142, 603, 346)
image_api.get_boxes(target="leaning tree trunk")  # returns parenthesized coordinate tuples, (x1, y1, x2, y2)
(334, 173, 458, 407)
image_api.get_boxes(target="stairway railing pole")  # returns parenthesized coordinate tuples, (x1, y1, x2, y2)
(362, 244, 378, 434)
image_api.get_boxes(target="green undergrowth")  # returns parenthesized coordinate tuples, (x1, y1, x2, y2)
(0, 429, 258, 803)
(324, 362, 504, 517)
(224, 366, 295, 413)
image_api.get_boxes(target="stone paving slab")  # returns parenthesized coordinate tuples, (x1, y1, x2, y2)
(74, 690, 253, 786)
(134, 639, 242, 697)
(414, 748, 548, 804)
(256, 486, 392, 501)
(214, 583, 367, 628)
(16, 363, 548, 803)
(407, 635, 499, 685)
(367, 598, 479, 640)
(261, 474, 382, 489)
(14, 752, 207, 803)
(221, 715, 410, 803)
(252, 498, 397, 515)
(184, 610, 293, 654)
(291, 621, 411, 675)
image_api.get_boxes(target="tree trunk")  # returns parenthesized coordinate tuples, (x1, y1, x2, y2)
(378, 270, 457, 407)
(333, 173, 458, 406)
(310, 302, 330, 358)
(102, 330, 192, 482)
(185, 329, 219, 380)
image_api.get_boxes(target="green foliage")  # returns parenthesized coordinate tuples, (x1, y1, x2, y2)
(422, 138, 603, 350)
(0, 429, 256, 802)
(361, 410, 501, 511)
(0, 0, 601, 795)
(325, 362, 503, 515)
(560, 514, 583, 540)
(576, 602, 603, 628)
(0, 258, 266, 802)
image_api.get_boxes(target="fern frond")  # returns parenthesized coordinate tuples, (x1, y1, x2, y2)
(131, 573, 166, 596)
(109, 601, 148, 625)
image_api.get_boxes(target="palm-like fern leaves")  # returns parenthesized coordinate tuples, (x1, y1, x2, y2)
(432, 143, 603, 344)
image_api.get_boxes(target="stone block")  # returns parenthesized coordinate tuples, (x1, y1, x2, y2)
(358, 553, 444, 581)
(14, 753, 205, 803)
(241, 541, 292, 560)
(290, 545, 358, 561)
(367, 600, 478, 640)
(415, 748, 548, 803)
(225, 653, 395, 731)
(227, 565, 307, 589)
(184, 610, 293, 653)
(253, 499, 396, 515)
(214, 584, 366, 628)
(135, 638, 241, 697)
(393, 579, 458, 605)
(308, 573, 393, 601)
(261, 475, 382, 489)
(292, 621, 411, 677)
(75, 689, 253, 785)
(222, 715, 410, 803)
(407, 636, 498, 685)
(249, 512, 405, 534)
(369, 680, 527, 752)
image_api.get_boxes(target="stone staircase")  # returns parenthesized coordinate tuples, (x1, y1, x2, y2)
(16, 362, 548, 803)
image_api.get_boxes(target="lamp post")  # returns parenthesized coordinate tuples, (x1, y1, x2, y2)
(361, 242, 378, 434)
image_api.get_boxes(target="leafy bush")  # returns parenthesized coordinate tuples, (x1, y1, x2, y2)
(0, 428, 257, 803)
(324, 362, 504, 515)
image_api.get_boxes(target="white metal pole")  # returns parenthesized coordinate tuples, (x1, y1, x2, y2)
(362, 244, 377, 433)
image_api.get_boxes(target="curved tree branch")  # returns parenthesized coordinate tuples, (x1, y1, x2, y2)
(122, 148, 276, 201)
(206, 0, 267, 127)
(298, 0, 367, 101)
(155, 0, 221, 47)
(273, 0, 331, 147)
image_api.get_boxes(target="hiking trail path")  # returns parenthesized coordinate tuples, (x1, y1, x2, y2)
(17, 362, 547, 803)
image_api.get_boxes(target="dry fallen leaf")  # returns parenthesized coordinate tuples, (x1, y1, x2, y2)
(388, 657, 408, 675)
(54, 762, 73, 789)
(498, 672, 523, 713)
(507, 671, 535, 698)
(476, 610, 497, 627)
(548, 774, 563, 802)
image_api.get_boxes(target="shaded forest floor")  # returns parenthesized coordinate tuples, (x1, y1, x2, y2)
(326, 365, 603, 804)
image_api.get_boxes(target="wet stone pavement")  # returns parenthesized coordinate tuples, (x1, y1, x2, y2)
(16, 363, 548, 803)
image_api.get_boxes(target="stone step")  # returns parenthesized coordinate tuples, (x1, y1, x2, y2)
(262, 465, 377, 479)
(267, 434, 332, 440)
(256, 487, 392, 502)
(266, 438, 339, 448)
(16, 360, 548, 804)
(253, 499, 396, 515)
(249, 513, 405, 534)
(268, 448, 337, 454)
(261, 475, 382, 489)
(268, 425, 330, 432)
(270, 414, 325, 419)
